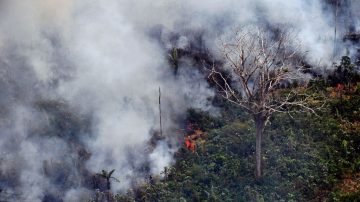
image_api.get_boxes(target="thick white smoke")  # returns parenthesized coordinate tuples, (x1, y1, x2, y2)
(0, 0, 358, 201)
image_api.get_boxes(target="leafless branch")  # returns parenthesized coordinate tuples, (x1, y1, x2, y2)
(208, 25, 322, 118)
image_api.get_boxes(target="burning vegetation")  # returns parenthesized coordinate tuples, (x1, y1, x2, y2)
(184, 123, 207, 152)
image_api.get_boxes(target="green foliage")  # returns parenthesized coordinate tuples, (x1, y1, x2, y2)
(168, 47, 179, 73)
(331, 190, 360, 202)
(328, 56, 360, 87)
(330, 88, 360, 122)
(117, 112, 337, 200)
(114, 57, 360, 201)
(186, 108, 224, 130)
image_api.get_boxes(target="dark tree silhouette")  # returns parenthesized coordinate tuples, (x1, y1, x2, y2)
(97, 169, 120, 190)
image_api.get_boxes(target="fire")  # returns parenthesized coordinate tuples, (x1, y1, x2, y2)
(183, 123, 206, 152)
(185, 136, 196, 152)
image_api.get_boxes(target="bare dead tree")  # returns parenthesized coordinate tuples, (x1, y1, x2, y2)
(159, 87, 163, 137)
(334, 0, 339, 59)
(209, 26, 322, 179)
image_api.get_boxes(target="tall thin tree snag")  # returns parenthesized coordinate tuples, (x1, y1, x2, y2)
(334, 0, 339, 59)
(159, 87, 163, 137)
(209, 26, 321, 179)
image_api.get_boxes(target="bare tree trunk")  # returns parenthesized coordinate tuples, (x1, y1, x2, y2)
(333, 0, 339, 59)
(106, 178, 111, 190)
(159, 87, 163, 137)
(254, 114, 266, 179)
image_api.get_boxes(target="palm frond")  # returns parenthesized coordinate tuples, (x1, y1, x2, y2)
(110, 177, 120, 183)
(109, 169, 115, 177)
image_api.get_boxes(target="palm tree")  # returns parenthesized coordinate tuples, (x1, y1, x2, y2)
(97, 169, 120, 190)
